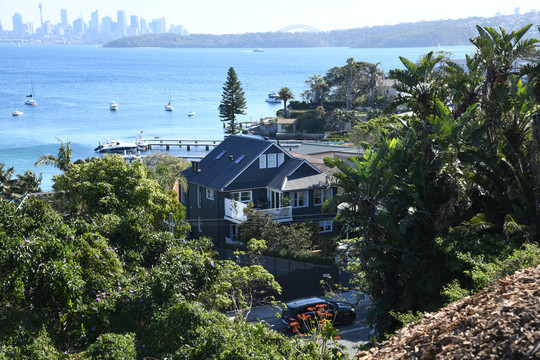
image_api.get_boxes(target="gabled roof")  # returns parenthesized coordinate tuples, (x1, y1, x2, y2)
(182, 135, 329, 192)
(182, 135, 275, 191)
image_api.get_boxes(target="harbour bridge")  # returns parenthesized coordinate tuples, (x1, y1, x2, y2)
(277, 25, 320, 33)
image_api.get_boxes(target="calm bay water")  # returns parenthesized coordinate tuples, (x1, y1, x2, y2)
(0, 44, 474, 190)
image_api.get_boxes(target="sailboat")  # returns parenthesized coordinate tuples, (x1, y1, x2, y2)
(165, 90, 173, 111)
(24, 75, 36, 106)
(187, 90, 195, 116)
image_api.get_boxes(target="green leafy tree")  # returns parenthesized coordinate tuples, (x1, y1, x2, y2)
(142, 152, 189, 192)
(219, 66, 247, 135)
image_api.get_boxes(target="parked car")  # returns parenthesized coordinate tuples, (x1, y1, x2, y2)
(281, 296, 356, 331)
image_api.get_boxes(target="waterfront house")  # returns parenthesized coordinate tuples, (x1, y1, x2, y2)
(181, 135, 336, 245)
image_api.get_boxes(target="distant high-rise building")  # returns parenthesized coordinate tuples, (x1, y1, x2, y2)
(89, 10, 100, 36)
(60, 9, 68, 28)
(72, 17, 85, 36)
(12, 13, 24, 34)
(0, 20, 3, 35)
(150, 17, 166, 34)
(130, 15, 139, 31)
(43, 21, 53, 35)
(514, 7, 520, 15)
(102, 16, 113, 34)
(117, 10, 127, 37)
(26, 22, 34, 34)
(140, 18, 148, 35)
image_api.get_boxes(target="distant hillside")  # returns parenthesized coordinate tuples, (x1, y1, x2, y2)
(104, 12, 540, 48)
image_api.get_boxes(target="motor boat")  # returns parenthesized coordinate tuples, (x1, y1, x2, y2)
(12, 110, 23, 116)
(265, 92, 281, 103)
(110, 101, 119, 111)
(94, 140, 138, 153)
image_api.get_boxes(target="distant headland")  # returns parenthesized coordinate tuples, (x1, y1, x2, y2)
(104, 11, 540, 48)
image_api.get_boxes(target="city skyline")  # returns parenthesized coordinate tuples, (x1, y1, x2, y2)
(0, 0, 538, 35)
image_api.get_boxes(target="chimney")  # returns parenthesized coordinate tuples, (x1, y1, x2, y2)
(191, 161, 200, 173)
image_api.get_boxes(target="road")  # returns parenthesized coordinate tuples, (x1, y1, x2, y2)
(245, 293, 372, 357)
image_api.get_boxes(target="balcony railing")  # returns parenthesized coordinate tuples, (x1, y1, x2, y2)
(224, 198, 292, 223)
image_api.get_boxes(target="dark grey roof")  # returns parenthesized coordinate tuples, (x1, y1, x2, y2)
(183, 135, 329, 192)
(182, 135, 273, 191)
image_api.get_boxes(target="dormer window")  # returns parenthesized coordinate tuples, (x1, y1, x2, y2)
(259, 154, 266, 168)
(268, 153, 277, 168)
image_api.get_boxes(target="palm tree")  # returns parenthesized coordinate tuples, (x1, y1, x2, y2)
(364, 62, 384, 108)
(305, 74, 328, 107)
(277, 87, 294, 117)
(0, 163, 15, 199)
(35, 138, 73, 171)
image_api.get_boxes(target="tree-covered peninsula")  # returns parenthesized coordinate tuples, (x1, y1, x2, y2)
(104, 11, 540, 48)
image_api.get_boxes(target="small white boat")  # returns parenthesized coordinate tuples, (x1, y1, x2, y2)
(24, 72, 36, 106)
(110, 101, 119, 111)
(165, 90, 173, 111)
(265, 92, 281, 103)
(12, 110, 23, 116)
(94, 140, 138, 153)
(188, 111, 195, 116)
(253, 48, 264, 52)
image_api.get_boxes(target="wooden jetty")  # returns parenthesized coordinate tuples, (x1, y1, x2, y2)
(139, 138, 222, 151)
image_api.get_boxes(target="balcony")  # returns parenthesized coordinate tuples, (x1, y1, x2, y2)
(224, 198, 292, 223)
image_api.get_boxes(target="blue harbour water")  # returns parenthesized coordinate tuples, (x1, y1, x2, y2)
(0, 44, 475, 190)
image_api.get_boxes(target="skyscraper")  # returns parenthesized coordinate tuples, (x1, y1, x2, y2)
(60, 9, 68, 28)
(102, 17, 113, 34)
(89, 10, 100, 36)
(72, 18, 85, 36)
(117, 10, 127, 37)
(140, 18, 148, 35)
(12, 13, 24, 34)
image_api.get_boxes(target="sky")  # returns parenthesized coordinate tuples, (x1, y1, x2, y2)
(0, 0, 538, 35)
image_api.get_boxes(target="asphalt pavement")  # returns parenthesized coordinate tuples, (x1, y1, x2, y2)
(244, 291, 372, 357)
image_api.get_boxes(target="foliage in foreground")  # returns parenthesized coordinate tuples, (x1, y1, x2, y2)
(326, 24, 540, 336)
(0, 197, 346, 359)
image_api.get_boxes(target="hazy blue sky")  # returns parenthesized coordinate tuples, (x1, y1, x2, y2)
(0, 0, 537, 34)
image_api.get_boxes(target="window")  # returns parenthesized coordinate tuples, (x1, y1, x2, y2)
(277, 153, 285, 166)
(197, 186, 202, 208)
(267, 153, 277, 168)
(235, 154, 246, 164)
(215, 150, 226, 160)
(179, 184, 185, 203)
(231, 191, 252, 203)
(290, 191, 309, 207)
(198, 217, 202, 232)
(206, 188, 215, 200)
(259, 154, 266, 168)
(314, 188, 332, 206)
(319, 220, 333, 233)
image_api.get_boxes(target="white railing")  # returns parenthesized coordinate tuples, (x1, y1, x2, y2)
(224, 198, 248, 223)
(224, 198, 292, 223)
(258, 206, 292, 222)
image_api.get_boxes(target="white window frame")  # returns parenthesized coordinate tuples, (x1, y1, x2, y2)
(314, 188, 332, 206)
(319, 220, 333, 233)
(259, 154, 266, 168)
(267, 153, 277, 168)
(231, 191, 252, 203)
(198, 217, 202, 232)
(277, 152, 285, 166)
(206, 188, 215, 200)
(290, 191, 309, 208)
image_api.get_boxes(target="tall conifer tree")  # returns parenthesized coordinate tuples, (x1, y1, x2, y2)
(219, 67, 247, 135)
